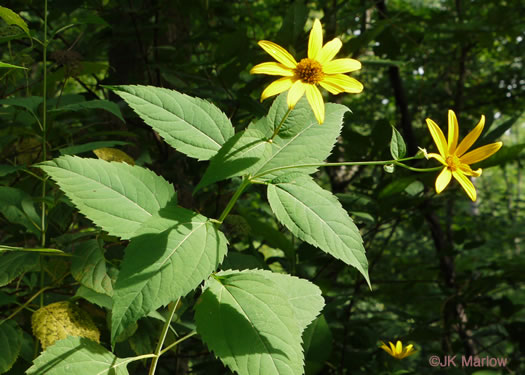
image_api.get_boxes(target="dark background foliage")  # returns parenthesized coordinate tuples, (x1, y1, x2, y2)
(1, 0, 524, 374)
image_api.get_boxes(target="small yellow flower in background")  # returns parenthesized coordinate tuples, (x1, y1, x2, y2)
(426, 110, 502, 201)
(250, 19, 363, 124)
(380, 340, 416, 359)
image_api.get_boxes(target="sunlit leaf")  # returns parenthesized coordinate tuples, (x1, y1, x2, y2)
(267, 175, 370, 286)
(39, 156, 176, 239)
(107, 85, 234, 160)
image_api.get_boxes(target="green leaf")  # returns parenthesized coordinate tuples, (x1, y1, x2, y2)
(71, 240, 113, 296)
(267, 175, 370, 286)
(390, 126, 406, 159)
(0, 6, 30, 38)
(0, 320, 22, 374)
(242, 214, 295, 258)
(251, 94, 347, 180)
(49, 100, 125, 122)
(0, 165, 22, 177)
(482, 113, 522, 144)
(248, 270, 324, 332)
(108, 85, 234, 160)
(74, 286, 113, 310)
(195, 129, 272, 192)
(27, 337, 131, 375)
(303, 315, 333, 375)
(0, 245, 68, 256)
(0, 61, 28, 69)
(111, 205, 228, 343)
(59, 141, 131, 156)
(39, 156, 176, 239)
(0, 96, 42, 114)
(0, 187, 41, 235)
(0, 252, 39, 287)
(195, 270, 305, 375)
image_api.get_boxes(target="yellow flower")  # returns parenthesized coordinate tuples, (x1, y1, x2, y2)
(380, 340, 416, 359)
(426, 110, 502, 201)
(250, 19, 363, 124)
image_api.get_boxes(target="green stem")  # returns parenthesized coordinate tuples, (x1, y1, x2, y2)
(148, 299, 179, 375)
(252, 157, 441, 180)
(216, 176, 251, 224)
(0, 286, 52, 326)
(39, 0, 49, 309)
(159, 330, 197, 356)
(270, 107, 292, 140)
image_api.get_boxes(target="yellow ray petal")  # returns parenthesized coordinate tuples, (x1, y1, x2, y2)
(317, 38, 342, 65)
(460, 141, 502, 165)
(319, 79, 344, 94)
(389, 342, 397, 355)
(287, 80, 306, 108)
(258, 40, 297, 69)
(260, 77, 294, 101)
(395, 341, 402, 355)
(447, 110, 459, 154)
(380, 342, 393, 356)
(308, 19, 323, 60)
(322, 74, 363, 93)
(426, 152, 447, 165)
(458, 163, 482, 177)
(456, 115, 485, 157)
(250, 62, 294, 76)
(426, 118, 448, 158)
(435, 167, 452, 193)
(452, 171, 477, 201)
(305, 84, 325, 124)
(323, 58, 362, 74)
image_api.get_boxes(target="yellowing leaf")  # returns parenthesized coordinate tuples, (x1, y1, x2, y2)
(93, 147, 135, 165)
(31, 301, 100, 350)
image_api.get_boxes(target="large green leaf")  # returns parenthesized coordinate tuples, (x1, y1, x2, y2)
(111, 205, 228, 343)
(0, 320, 22, 374)
(39, 156, 176, 239)
(27, 337, 131, 375)
(0, 252, 39, 287)
(71, 240, 113, 296)
(195, 270, 308, 375)
(250, 94, 347, 180)
(195, 128, 272, 192)
(267, 175, 370, 286)
(108, 85, 234, 160)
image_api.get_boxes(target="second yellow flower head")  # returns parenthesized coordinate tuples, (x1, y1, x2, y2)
(426, 110, 502, 201)
(250, 19, 363, 124)
(380, 340, 416, 359)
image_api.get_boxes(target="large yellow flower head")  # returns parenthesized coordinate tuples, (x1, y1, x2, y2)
(380, 340, 416, 359)
(250, 19, 363, 124)
(426, 110, 502, 201)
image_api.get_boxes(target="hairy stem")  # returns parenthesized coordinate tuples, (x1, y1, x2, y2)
(252, 156, 439, 180)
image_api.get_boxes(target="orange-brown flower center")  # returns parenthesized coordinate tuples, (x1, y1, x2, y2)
(294, 58, 324, 84)
(446, 155, 461, 171)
